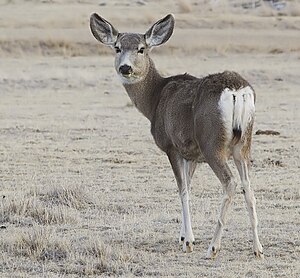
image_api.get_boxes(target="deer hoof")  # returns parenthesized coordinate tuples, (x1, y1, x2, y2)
(254, 243, 264, 259)
(178, 236, 185, 247)
(206, 245, 219, 259)
(254, 250, 264, 259)
(184, 241, 194, 253)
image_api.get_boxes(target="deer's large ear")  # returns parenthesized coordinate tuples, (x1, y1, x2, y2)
(145, 14, 175, 48)
(90, 13, 118, 46)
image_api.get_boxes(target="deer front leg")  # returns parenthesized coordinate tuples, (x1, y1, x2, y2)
(179, 210, 185, 245)
(168, 151, 195, 253)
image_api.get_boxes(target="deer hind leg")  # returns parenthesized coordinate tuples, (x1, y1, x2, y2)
(233, 141, 264, 258)
(204, 155, 237, 259)
(168, 151, 196, 253)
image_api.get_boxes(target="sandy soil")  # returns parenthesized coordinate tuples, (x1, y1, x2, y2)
(0, 0, 299, 277)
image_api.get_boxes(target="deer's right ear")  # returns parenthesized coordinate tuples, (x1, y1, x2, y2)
(90, 13, 118, 46)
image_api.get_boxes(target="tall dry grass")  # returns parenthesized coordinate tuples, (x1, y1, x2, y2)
(37, 184, 93, 210)
(0, 184, 136, 276)
(0, 227, 134, 276)
(0, 184, 92, 226)
(9, 226, 70, 261)
(1, 196, 78, 225)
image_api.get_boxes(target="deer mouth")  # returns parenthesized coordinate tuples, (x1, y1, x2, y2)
(121, 72, 133, 78)
(118, 72, 141, 84)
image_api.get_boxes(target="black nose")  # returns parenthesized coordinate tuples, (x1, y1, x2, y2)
(119, 64, 132, 75)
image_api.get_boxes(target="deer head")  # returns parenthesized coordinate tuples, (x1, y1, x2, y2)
(90, 14, 175, 84)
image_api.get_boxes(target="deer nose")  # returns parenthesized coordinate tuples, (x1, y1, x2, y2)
(119, 64, 132, 75)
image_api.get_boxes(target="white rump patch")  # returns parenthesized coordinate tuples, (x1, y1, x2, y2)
(218, 86, 255, 142)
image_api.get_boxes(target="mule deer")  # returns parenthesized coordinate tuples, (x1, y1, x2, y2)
(90, 13, 263, 258)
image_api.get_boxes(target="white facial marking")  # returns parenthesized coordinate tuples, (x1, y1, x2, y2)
(116, 50, 135, 84)
(119, 51, 133, 68)
(116, 50, 147, 85)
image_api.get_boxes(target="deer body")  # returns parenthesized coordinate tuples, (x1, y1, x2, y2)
(90, 13, 263, 258)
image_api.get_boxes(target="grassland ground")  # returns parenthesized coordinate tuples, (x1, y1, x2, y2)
(0, 1, 300, 277)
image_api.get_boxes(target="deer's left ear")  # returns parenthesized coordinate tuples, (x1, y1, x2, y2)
(145, 14, 175, 48)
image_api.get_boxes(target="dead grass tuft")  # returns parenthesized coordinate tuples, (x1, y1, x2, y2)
(38, 184, 93, 210)
(0, 187, 85, 226)
(269, 48, 284, 54)
(1, 196, 76, 225)
(5, 226, 70, 262)
(75, 237, 133, 276)
(0, 228, 134, 276)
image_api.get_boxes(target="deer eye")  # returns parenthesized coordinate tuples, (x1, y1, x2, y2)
(138, 47, 145, 54)
(114, 46, 121, 53)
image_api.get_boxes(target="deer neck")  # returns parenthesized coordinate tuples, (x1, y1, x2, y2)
(123, 58, 165, 121)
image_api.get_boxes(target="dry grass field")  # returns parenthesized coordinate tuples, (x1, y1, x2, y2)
(0, 0, 299, 277)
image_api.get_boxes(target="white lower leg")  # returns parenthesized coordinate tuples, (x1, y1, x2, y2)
(181, 189, 194, 252)
(243, 186, 263, 257)
(179, 211, 185, 244)
(207, 180, 236, 258)
(236, 159, 263, 257)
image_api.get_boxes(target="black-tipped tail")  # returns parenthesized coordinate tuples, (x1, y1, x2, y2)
(232, 127, 242, 144)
